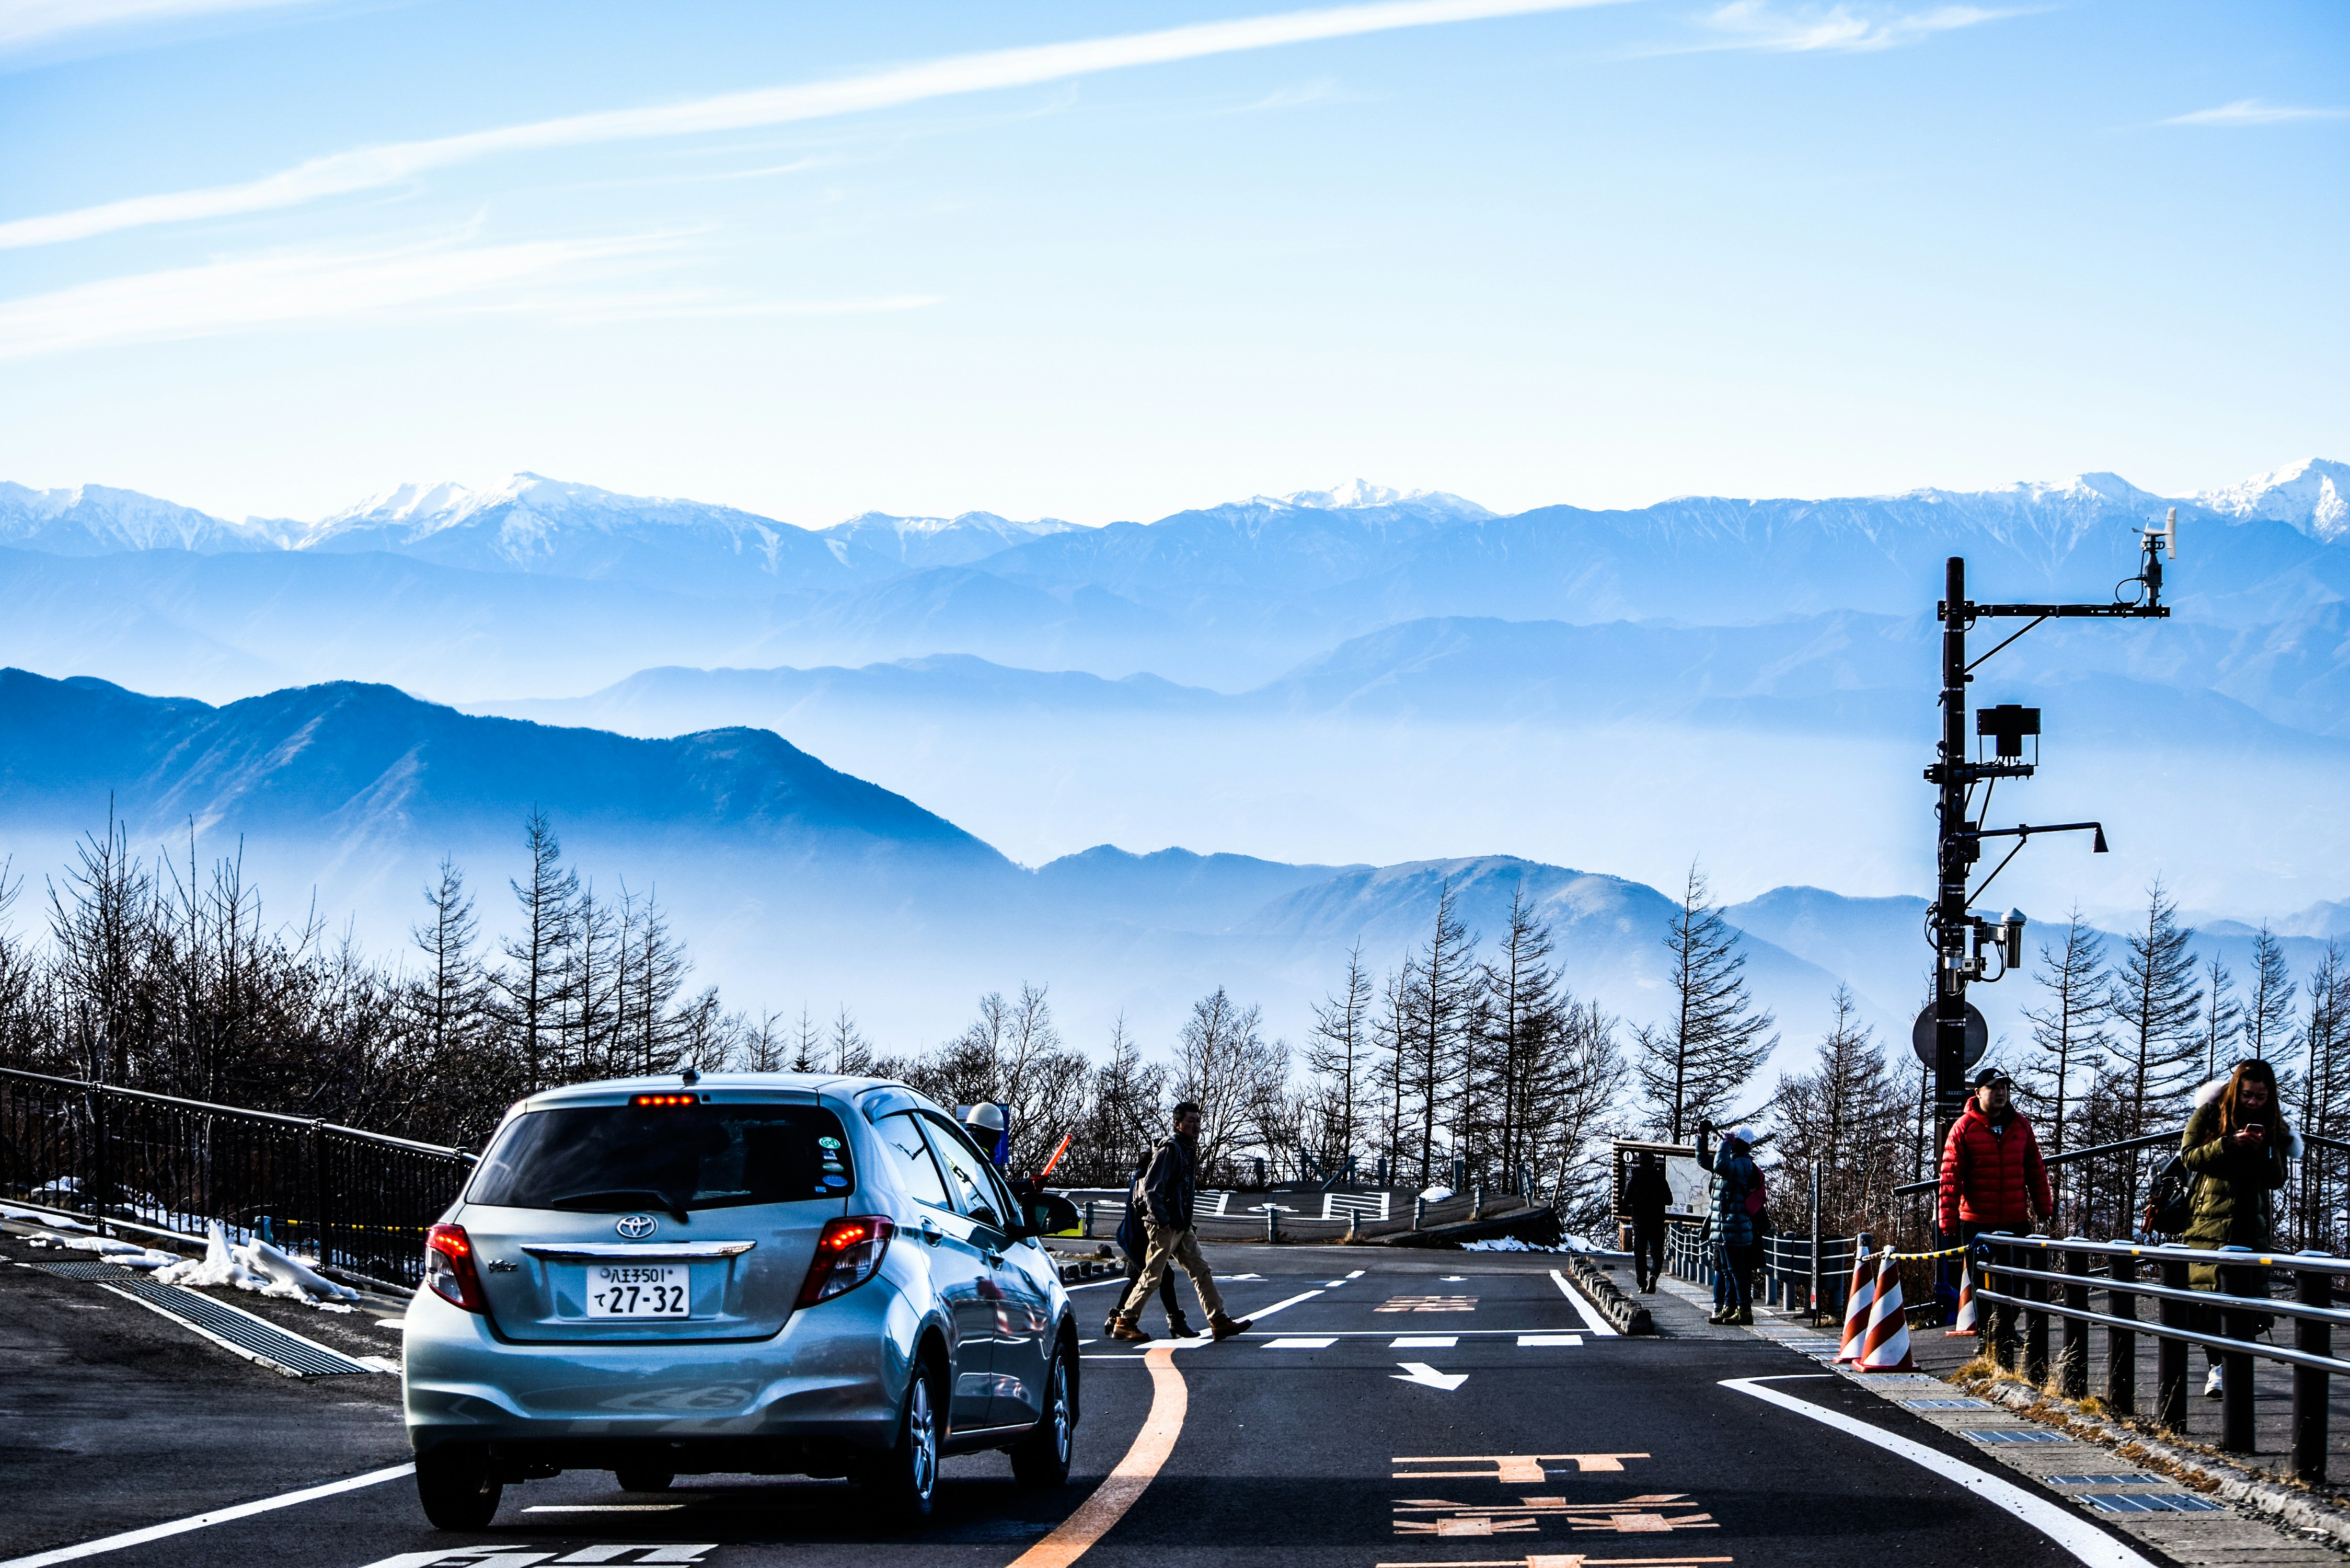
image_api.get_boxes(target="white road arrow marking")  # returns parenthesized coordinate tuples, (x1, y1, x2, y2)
(1391, 1361, 1468, 1391)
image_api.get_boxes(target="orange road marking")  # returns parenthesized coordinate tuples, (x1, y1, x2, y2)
(1007, 1342, 1186, 1568)
(1394, 1454, 1649, 1482)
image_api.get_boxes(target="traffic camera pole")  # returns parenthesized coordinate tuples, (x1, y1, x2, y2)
(1936, 558, 1973, 1153)
(1927, 513, 2176, 1274)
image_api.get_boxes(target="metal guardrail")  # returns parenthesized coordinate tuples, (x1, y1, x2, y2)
(1972, 1231, 2350, 1482)
(0, 1067, 476, 1289)
(1665, 1219, 1862, 1322)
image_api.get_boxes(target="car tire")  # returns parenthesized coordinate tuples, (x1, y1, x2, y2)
(1008, 1342, 1073, 1489)
(416, 1445, 502, 1531)
(860, 1360, 942, 1526)
(613, 1468, 673, 1493)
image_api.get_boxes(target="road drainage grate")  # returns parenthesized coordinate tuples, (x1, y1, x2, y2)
(1959, 1429, 2073, 1444)
(1899, 1399, 1994, 1410)
(2045, 1475, 2159, 1486)
(27, 1261, 383, 1376)
(2076, 1493, 2226, 1515)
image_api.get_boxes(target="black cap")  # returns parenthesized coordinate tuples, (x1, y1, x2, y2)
(1973, 1068, 2012, 1089)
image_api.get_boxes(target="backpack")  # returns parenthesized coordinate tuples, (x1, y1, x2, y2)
(2142, 1155, 2195, 1237)
(1743, 1167, 1768, 1217)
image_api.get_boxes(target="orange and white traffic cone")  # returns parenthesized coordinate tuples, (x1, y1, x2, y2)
(1945, 1255, 1980, 1336)
(1854, 1250, 1917, 1372)
(1835, 1247, 1877, 1363)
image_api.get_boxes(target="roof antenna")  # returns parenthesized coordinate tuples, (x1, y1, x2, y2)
(681, 1065, 700, 1087)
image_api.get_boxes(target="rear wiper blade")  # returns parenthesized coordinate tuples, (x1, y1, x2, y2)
(546, 1189, 690, 1223)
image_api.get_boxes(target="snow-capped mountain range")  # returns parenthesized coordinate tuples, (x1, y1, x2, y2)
(8, 460, 2346, 565)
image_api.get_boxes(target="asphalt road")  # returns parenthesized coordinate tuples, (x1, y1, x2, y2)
(2, 1235, 2155, 1568)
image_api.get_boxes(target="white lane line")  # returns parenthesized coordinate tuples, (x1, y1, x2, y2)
(1548, 1268, 1620, 1337)
(1391, 1335, 1457, 1348)
(1518, 1333, 1584, 1347)
(1721, 1377, 2158, 1568)
(523, 1504, 688, 1512)
(1263, 1336, 1337, 1348)
(1064, 1277, 1130, 1292)
(0, 1463, 415, 1568)
(1345, 1269, 1365, 1278)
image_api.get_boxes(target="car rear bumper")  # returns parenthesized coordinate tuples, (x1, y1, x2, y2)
(401, 1281, 920, 1459)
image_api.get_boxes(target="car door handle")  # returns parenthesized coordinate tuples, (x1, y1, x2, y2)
(919, 1219, 942, 1246)
(982, 1248, 1005, 1267)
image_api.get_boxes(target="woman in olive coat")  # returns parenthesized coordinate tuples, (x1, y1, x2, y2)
(2180, 1058, 2298, 1397)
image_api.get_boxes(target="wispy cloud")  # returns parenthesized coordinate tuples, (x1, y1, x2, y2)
(0, 0, 1627, 253)
(0, 0, 327, 52)
(2163, 99, 2350, 128)
(1673, 1, 2017, 53)
(0, 232, 672, 359)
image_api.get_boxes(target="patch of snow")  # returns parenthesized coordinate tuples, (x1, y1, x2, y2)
(55, 1233, 180, 1266)
(152, 1220, 359, 1301)
(1418, 1185, 1454, 1201)
(1, 1203, 95, 1231)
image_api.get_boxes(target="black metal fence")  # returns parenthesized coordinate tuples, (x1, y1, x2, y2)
(0, 1067, 476, 1289)
(1974, 1233, 2350, 1483)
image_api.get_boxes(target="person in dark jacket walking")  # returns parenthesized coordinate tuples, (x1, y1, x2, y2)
(1697, 1122, 1761, 1325)
(1939, 1067, 2050, 1348)
(2182, 1059, 2298, 1397)
(1625, 1151, 1671, 1293)
(1106, 1146, 1193, 1338)
(1109, 1103, 1253, 1343)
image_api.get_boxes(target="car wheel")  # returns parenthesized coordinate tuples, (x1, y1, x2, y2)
(613, 1468, 674, 1493)
(1008, 1343, 1073, 1488)
(416, 1445, 503, 1531)
(861, 1361, 942, 1526)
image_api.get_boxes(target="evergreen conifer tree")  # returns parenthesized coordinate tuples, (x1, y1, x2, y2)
(2246, 925, 2298, 1062)
(2019, 907, 2109, 1161)
(1635, 864, 1777, 1141)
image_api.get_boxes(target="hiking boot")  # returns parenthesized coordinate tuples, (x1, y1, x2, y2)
(1166, 1312, 1198, 1339)
(1101, 1315, 1120, 1337)
(1727, 1306, 1754, 1325)
(1706, 1307, 1729, 1323)
(1208, 1314, 1252, 1342)
(2204, 1364, 2224, 1399)
(1110, 1318, 1153, 1343)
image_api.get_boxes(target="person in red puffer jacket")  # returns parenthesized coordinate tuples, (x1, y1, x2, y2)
(1940, 1068, 2051, 1345)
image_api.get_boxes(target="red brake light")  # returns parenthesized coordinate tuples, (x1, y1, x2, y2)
(426, 1222, 487, 1313)
(631, 1093, 701, 1106)
(798, 1216, 894, 1308)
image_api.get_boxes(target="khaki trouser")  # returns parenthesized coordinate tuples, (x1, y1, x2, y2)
(1116, 1220, 1226, 1322)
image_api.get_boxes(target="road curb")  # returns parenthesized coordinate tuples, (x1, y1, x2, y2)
(1956, 1370, 2350, 1551)
(1561, 1254, 1653, 1334)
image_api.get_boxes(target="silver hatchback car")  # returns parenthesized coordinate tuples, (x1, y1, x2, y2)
(402, 1073, 1080, 1529)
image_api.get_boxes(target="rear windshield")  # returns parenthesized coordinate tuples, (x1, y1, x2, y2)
(468, 1102, 855, 1212)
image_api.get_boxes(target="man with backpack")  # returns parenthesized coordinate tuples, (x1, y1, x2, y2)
(1108, 1102, 1253, 1344)
(1939, 1068, 2051, 1346)
(1107, 1145, 1193, 1338)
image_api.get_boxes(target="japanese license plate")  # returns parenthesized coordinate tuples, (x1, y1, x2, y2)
(585, 1263, 690, 1317)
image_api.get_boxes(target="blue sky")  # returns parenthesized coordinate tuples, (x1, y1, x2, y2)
(0, 0, 2342, 526)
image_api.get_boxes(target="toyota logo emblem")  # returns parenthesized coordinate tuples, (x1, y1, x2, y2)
(615, 1214, 656, 1239)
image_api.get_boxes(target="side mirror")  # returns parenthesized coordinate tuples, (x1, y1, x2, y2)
(1006, 1179, 1081, 1238)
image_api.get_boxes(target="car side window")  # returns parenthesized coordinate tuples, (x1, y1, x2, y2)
(876, 1113, 954, 1212)
(919, 1114, 1003, 1229)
